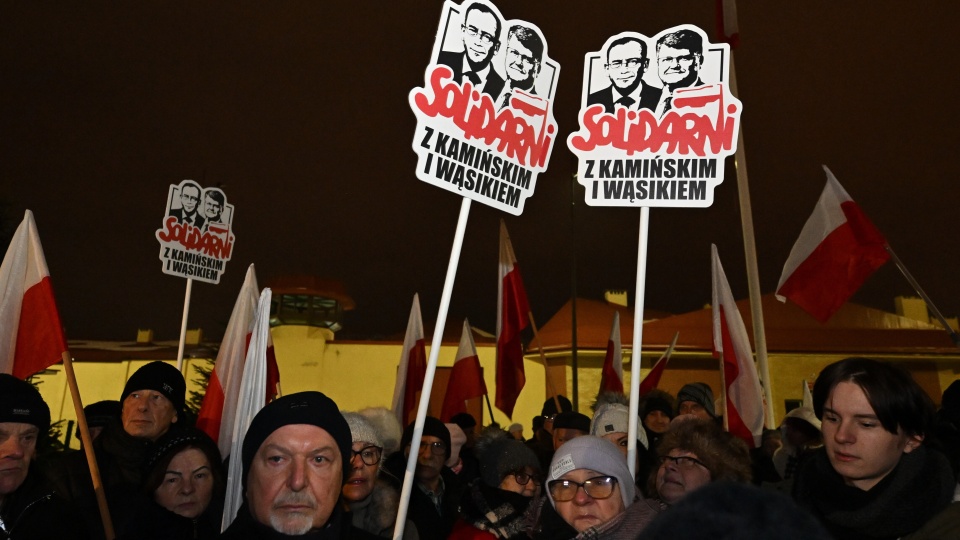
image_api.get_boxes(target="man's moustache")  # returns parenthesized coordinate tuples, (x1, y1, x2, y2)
(274, 490, 317, 509)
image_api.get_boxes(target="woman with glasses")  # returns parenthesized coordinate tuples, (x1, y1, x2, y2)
(449, 435, 541, 539)
(793, 358, 960, 539)
(532, 436, 660, 539)
(342, 413, 419, 539)
(648, 417, 751, 509)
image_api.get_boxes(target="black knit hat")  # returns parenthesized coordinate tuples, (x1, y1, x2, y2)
(553, 411, 591, 432)
(677, 382, 717, 418)
(479, 438, 540, 488)
(241, 391, 351, 489)
(0, 374, 50, 431)
(401, 416, 451, 461)
(121, 361, 186, 415)
(643, 396, 674, 419)
(541, 395, 573, 417)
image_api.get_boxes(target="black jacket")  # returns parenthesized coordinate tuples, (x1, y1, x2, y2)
(220, 503, 380, 540)
(0, 465, 88, 540)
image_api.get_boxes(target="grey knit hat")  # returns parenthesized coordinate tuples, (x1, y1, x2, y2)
(547, 436, 635, 509)
(677, 383, 717, 418)
(344, 412, 383, 447)
(479, 438, 540, 488)
(591, 403, 648, 450)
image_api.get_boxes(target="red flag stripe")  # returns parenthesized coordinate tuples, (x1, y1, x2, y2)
(13, 277, 68, 379)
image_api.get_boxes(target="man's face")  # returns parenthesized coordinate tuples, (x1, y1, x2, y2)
(247, 424, 343, 535)
(606, 41, 646, 93)
(180, 186, 200, 213)
(341, 442, 380, 503)
(408, 435, 446, 484)
(0, 423, 38, 502)
(504, 35, 538, 89)
(678, 400, 712, 421)
(657, 44, 701, 88)
(462, 9, 498, 66)
(122, 390, 178, 441)
(203, 195, 222, 221)
(552, 428, 586, 451)
(644, 410, 671, 434)
(655, 448, 712, 504)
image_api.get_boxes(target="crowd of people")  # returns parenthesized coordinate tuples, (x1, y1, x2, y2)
(2, 357, 960, 539)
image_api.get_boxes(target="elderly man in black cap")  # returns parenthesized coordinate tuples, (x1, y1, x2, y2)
(48, 360, 187, 539)
(676, 382, 719, 422)
(220, 391, 379, 539)
(0, 374, 85, 539)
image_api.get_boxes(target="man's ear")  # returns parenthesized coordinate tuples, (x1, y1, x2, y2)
(903, 433, 923, 454)
(172, 413, 179, 424)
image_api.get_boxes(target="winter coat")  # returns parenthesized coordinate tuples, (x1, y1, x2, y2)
(0, 465, 88, 540)
(346, 479, 418, 540)
(219, 503, 380, 540)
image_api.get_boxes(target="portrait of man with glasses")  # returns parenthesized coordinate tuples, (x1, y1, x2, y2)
(586, 34, 662, 115)
(496, 23, 544, 109)
(654, 29, 705, 117)
(436, 1, 506, 101)
(167, 180, 206, 229)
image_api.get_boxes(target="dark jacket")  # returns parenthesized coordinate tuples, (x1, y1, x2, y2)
(220, 503, 380, 540)
(117, 496, 223, 540)
(0, 465, 88, 540)
(381, 452, 464, 540)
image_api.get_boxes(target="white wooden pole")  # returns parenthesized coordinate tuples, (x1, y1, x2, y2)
(176, 278, 193, 371)
(627, 207, 650, 478)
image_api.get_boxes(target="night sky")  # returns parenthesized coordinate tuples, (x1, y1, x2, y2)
(3, 2, 959, 343)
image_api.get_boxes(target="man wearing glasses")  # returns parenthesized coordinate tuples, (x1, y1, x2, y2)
(168, 180, 206, 229)
(654, 29, 705, 117)
(437, 2, 505, 101)
(496, 23, 544, 109)
(587, 35, 662, 114)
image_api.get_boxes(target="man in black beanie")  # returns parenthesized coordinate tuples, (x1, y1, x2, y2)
(221, 391, 378, 539)
(0, 374, 85, 539)
(47, 360, 187, 539)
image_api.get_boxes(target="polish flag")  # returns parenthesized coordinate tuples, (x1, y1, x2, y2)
(712, 245, 764, 448)
(0, 210, 68, 378)
(599, 312, 623, 394)
(391, 294, 427, 426)
(497, 220, 530, 418)
(715, 0, 740, 48)
(776, 166, 890, 322)
(638, 332, 679, 397)
(196, 264, 280, 457)
(441, 319, 488, 421)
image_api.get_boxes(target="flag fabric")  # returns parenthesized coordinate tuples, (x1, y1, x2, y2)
(196, 264, 280, 457)
(391, 294, 427, 426)
(440, 319, 488, 421)
(638, 332, 679, 397)
(599, 312, 623, 394)
(802, 379, 814, 410)
(715, 0, 740, 48)
(776, 166, 890, 322)
(222, 287, 273, 531)
(496, 220, 530, 418)
(0, 210, 68, 378)
(712, 244, 764, 448)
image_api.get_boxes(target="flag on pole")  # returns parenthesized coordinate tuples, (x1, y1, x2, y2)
(496, 220, 530, 418)
(0, 210, 68, 378)
(196, 264, 280, 457)
(222, 287, 273, 531)
(391, 294, 427, 426)
(638, 332, 679, 397)
(441, 319, 488, 421)
(599, 312, 623, 394)
(802, 379, 814, 410)
(715, 0, 740, 48)
(712, 245, 764, 448)
(776, 166, 890, 323)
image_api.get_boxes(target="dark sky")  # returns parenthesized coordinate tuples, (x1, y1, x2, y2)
(3, 2, 959, 343)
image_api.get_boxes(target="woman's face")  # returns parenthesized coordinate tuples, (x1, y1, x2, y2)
(550, 468, 624, 532)
(154, 447, 215, 519)
(498, 466, 539, 497)
(644, 410, 671, 434)
(655, 448, 711, 504)
(821, 381, 921, 491)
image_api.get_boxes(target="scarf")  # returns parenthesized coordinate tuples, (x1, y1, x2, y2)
(460, 483, 532, 539)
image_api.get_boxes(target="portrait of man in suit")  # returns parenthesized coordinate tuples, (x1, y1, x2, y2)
(586, 36, 661, 114)
(436, 2, 505, 101)
(201, 188, 226, 232)
(497, 24, 543, 109)
(168, 181, 205, 229)
(654, 29, 705, 116)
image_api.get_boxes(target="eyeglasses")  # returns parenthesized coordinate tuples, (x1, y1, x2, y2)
(507, 48, 536, 67)
(511, 472, 541, 486)
(658, 54, 695, 65)
(606, 58, 643, 70)
(461, 24, 495, 45)
(419, 440, 447, 455)
(544, 414, 557, 422)
(350, 445, 383, 466)
(548, 476, 617, 502)
(658, 455, 707, 470)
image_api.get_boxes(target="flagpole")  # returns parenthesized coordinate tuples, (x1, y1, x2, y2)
(627, 207, 651, 478)
(61, 351, 116, 540)
(483, 394, 495, 424)
(884, 245, 960, 347)
(176, 278, 194, 371)
(728, 53, 775, 429)
(393, 197, 471, 540)
(527, 312, 563, 414)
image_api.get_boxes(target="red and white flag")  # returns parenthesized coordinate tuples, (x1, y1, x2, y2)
(0, 210, 68, 378)
(391, 293, 427, 426)
(196, 264, 280, 456)
(599, 312, 623, 394)
(497, 220, 530, 419)
(776, 166, 890, 322)
(441, 319, 488, 421)
(638, 332, 679, 396)
(716, 0, 740, 48)
(712, 245, 764, 448)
